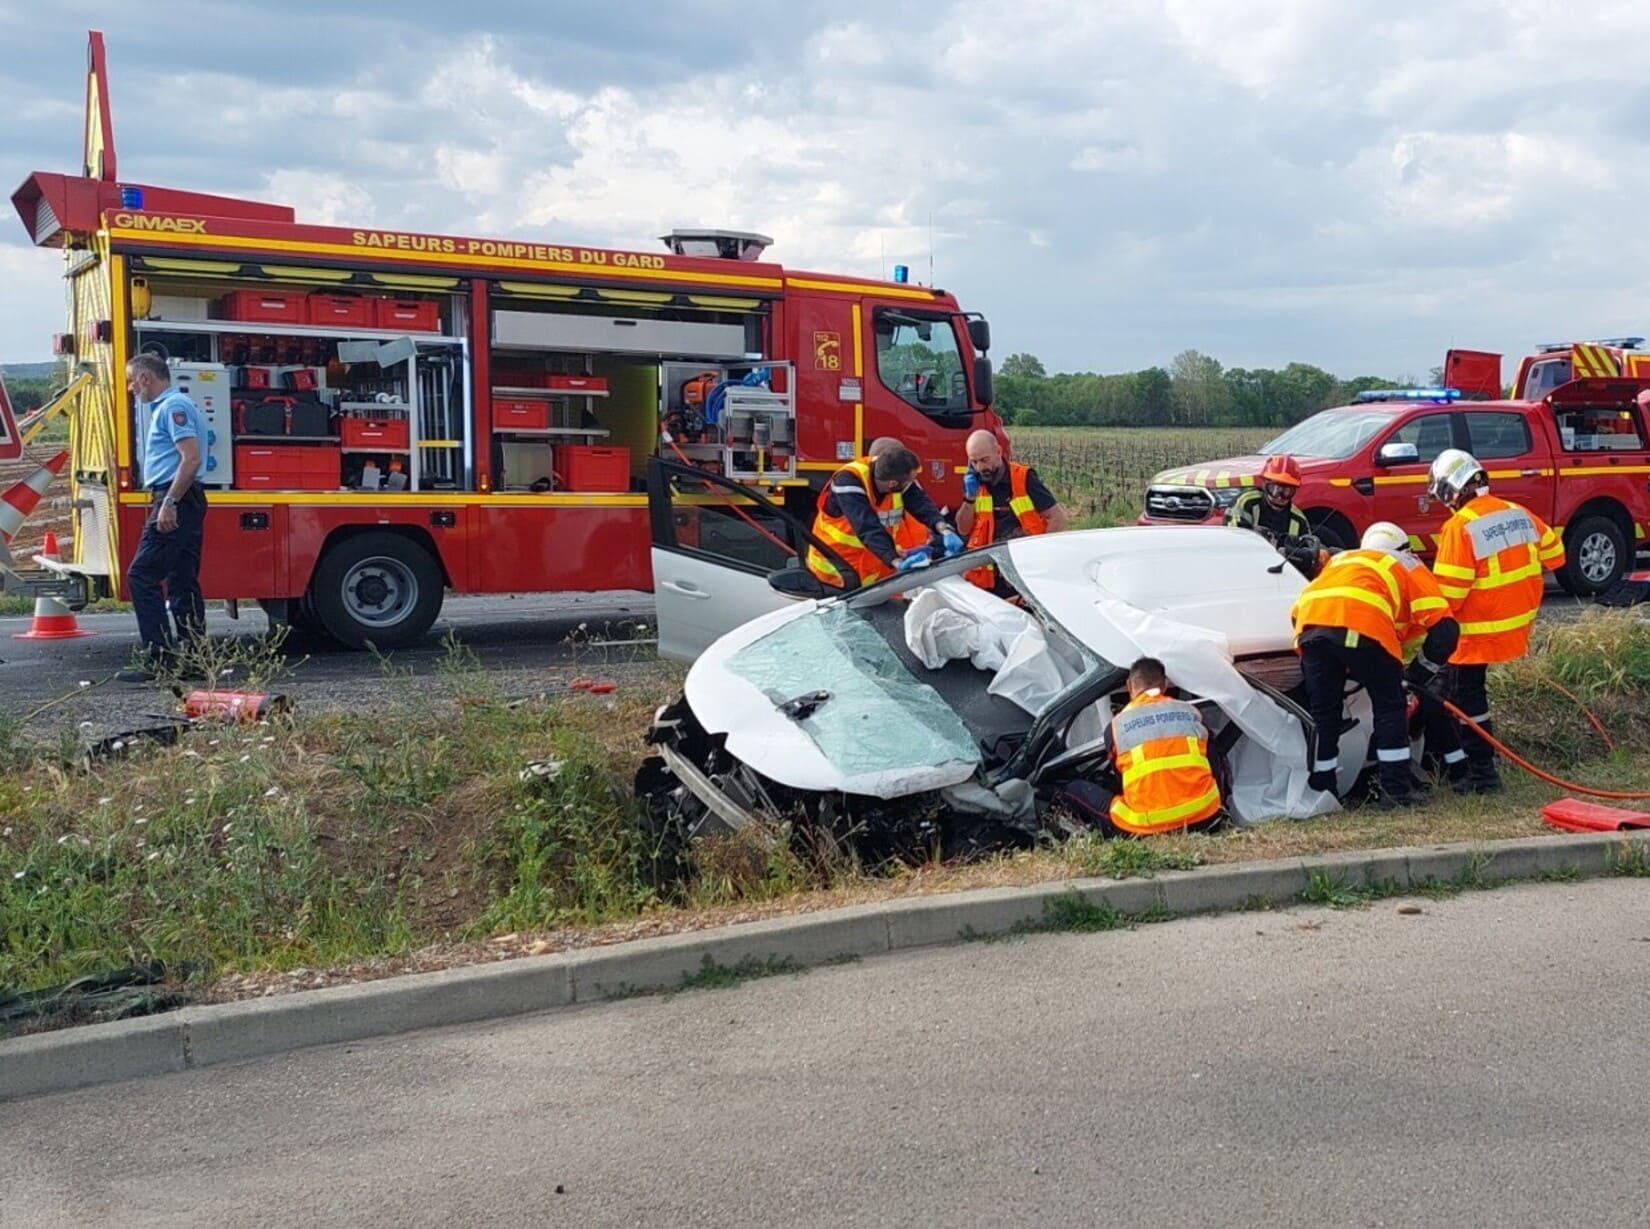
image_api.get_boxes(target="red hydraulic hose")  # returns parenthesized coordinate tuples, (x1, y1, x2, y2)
(1444, 699, 1650, 800)
(1536, 674, 1614, 752)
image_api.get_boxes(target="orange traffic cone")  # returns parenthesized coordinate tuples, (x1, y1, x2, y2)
(13, 531, 93, 640)
(0, 450, 68, 544)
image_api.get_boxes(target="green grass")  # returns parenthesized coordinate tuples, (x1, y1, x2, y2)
(1063, 833, 1204, 879)
(0, 661, 670, 1008)
(6, 601, 1650, 1021)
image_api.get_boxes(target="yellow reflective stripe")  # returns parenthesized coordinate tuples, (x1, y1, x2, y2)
(1371, 554, 1401, 609)
(1538, 544, 1564, 562)
(1438, 584, 1472, 602)
(1460, 608, 1539, 636)
(1008, 495, 1035, 516)
(814, 521, 863, 547)
(1346, 629, 1360, 648)
(1113, 784, 1222, 827)
(1410, 595, 1449, 614)
(1433, 562, 1476, 579)
(1477, 561, 1542, 589)
(804, 547, 843, 582)
(1121, 752, 1211, 783)
(1296, 585, 1397, 620)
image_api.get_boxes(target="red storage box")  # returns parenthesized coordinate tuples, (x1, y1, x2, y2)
(220, 290, 307, 324)
(341, 418, 410, 450)
(308, 294, 376, 328)
(375, 299, 440, 332)
(492, 398, 550, 430)
(234, 444, 340, 491)
(546, 375, 608, 394)
(557, 445, 631, 492)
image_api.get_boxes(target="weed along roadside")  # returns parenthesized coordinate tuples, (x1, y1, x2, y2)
(4, 608, 1650, 1049)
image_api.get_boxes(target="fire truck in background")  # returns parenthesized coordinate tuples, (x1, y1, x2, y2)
(1141, 337, 1650, 596)
(6, 32, 1000, 647)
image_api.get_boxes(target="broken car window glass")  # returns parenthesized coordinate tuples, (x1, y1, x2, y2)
(728, 606, 981, 777)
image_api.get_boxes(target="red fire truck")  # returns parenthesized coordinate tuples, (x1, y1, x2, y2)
(1139, 339, 1650, 595)
(7, 33, 999, 646)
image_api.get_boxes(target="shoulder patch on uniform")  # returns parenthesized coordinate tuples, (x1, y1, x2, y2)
(172, 409, 188, 426)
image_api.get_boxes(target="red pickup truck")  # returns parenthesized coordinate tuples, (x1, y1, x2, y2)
(1140, 344, 1650, 596)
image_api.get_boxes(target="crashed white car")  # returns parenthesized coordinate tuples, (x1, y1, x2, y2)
(638, 460, 1371, 857)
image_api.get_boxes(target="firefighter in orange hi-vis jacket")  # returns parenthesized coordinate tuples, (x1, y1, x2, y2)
(1426, 448, 1564, 795)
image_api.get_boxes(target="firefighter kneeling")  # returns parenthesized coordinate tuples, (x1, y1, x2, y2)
(1094, 657, 1225, 838)
(1292, 522, 1460, 808)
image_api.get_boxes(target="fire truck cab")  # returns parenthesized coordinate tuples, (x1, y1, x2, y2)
(7, 33, 999, 648)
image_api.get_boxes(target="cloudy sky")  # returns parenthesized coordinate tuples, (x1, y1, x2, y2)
(3, 1, 1648, 379)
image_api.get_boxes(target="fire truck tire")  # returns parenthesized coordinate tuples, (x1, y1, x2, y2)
(309, 532, 444, 650)
(1557, 515, 1627, 596)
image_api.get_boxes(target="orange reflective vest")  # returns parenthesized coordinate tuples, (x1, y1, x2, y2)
(1432, 495, 1564, 664)
(1109, 690, 1222, 834)
(1390, 553, 1453, 662)
(1290, 547, 1452, 663)
(806, 459, 906, 588)
(964, 463, 1048, 588)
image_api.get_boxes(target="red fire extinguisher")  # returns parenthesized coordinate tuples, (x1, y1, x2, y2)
(182, 689, 292, 722)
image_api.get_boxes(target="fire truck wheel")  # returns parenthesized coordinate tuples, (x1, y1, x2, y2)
(309, 532, 444, 650)
(1557, 515, 1627, 596)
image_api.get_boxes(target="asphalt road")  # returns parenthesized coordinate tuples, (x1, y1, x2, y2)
(0, 592, 659, 734)
(7, 878, 1649, 1227)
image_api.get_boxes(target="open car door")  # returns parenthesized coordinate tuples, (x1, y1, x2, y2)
(647, 458, 855, 662)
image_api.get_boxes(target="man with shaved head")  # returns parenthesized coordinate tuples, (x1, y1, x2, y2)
(957, 428, 1067, 567)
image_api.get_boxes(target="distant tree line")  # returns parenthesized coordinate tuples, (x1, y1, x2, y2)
(994, 350, 1419, 428)
(2, 378, 53, 414)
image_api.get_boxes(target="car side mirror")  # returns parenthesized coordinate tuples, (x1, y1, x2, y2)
(967, 317, 991, 353)
(1376, 441, 1420, 466)
(973, 355, 994, 407)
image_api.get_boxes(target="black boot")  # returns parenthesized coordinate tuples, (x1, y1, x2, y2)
(1308, 769, 1338, 794)
(1462, 758, 1503, 795)
(1376, 763, 1428, 809)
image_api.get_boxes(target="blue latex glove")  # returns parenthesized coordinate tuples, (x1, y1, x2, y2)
(896, 548, 932, 573)
(962, 469, 980, 499)
(942, 531, 965, 557)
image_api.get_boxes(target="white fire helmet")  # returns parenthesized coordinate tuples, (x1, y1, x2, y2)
(1361, 521, 1410, 554)
(1427, 448, 1487, 506)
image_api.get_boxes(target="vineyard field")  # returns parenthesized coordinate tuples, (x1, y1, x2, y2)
(1010, 425, 1278, 527)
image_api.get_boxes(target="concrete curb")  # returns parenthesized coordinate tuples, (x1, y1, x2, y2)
(5, 829, 1647, 1102)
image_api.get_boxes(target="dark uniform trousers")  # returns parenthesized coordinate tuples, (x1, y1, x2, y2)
(127, 483, 207, 658)
(1450, 663, 1494, 765)
(1299, 628, 1408, 788)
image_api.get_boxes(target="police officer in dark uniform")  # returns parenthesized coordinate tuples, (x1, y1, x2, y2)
(119, 353, 208, 682)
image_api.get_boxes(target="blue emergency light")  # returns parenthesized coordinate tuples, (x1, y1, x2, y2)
(1354, 387, 1462, 404)
(892, 264, 909, 284)
(119, 185, 144, 210)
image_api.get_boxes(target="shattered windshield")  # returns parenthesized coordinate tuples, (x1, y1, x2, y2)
(727, 606, 981, 778)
